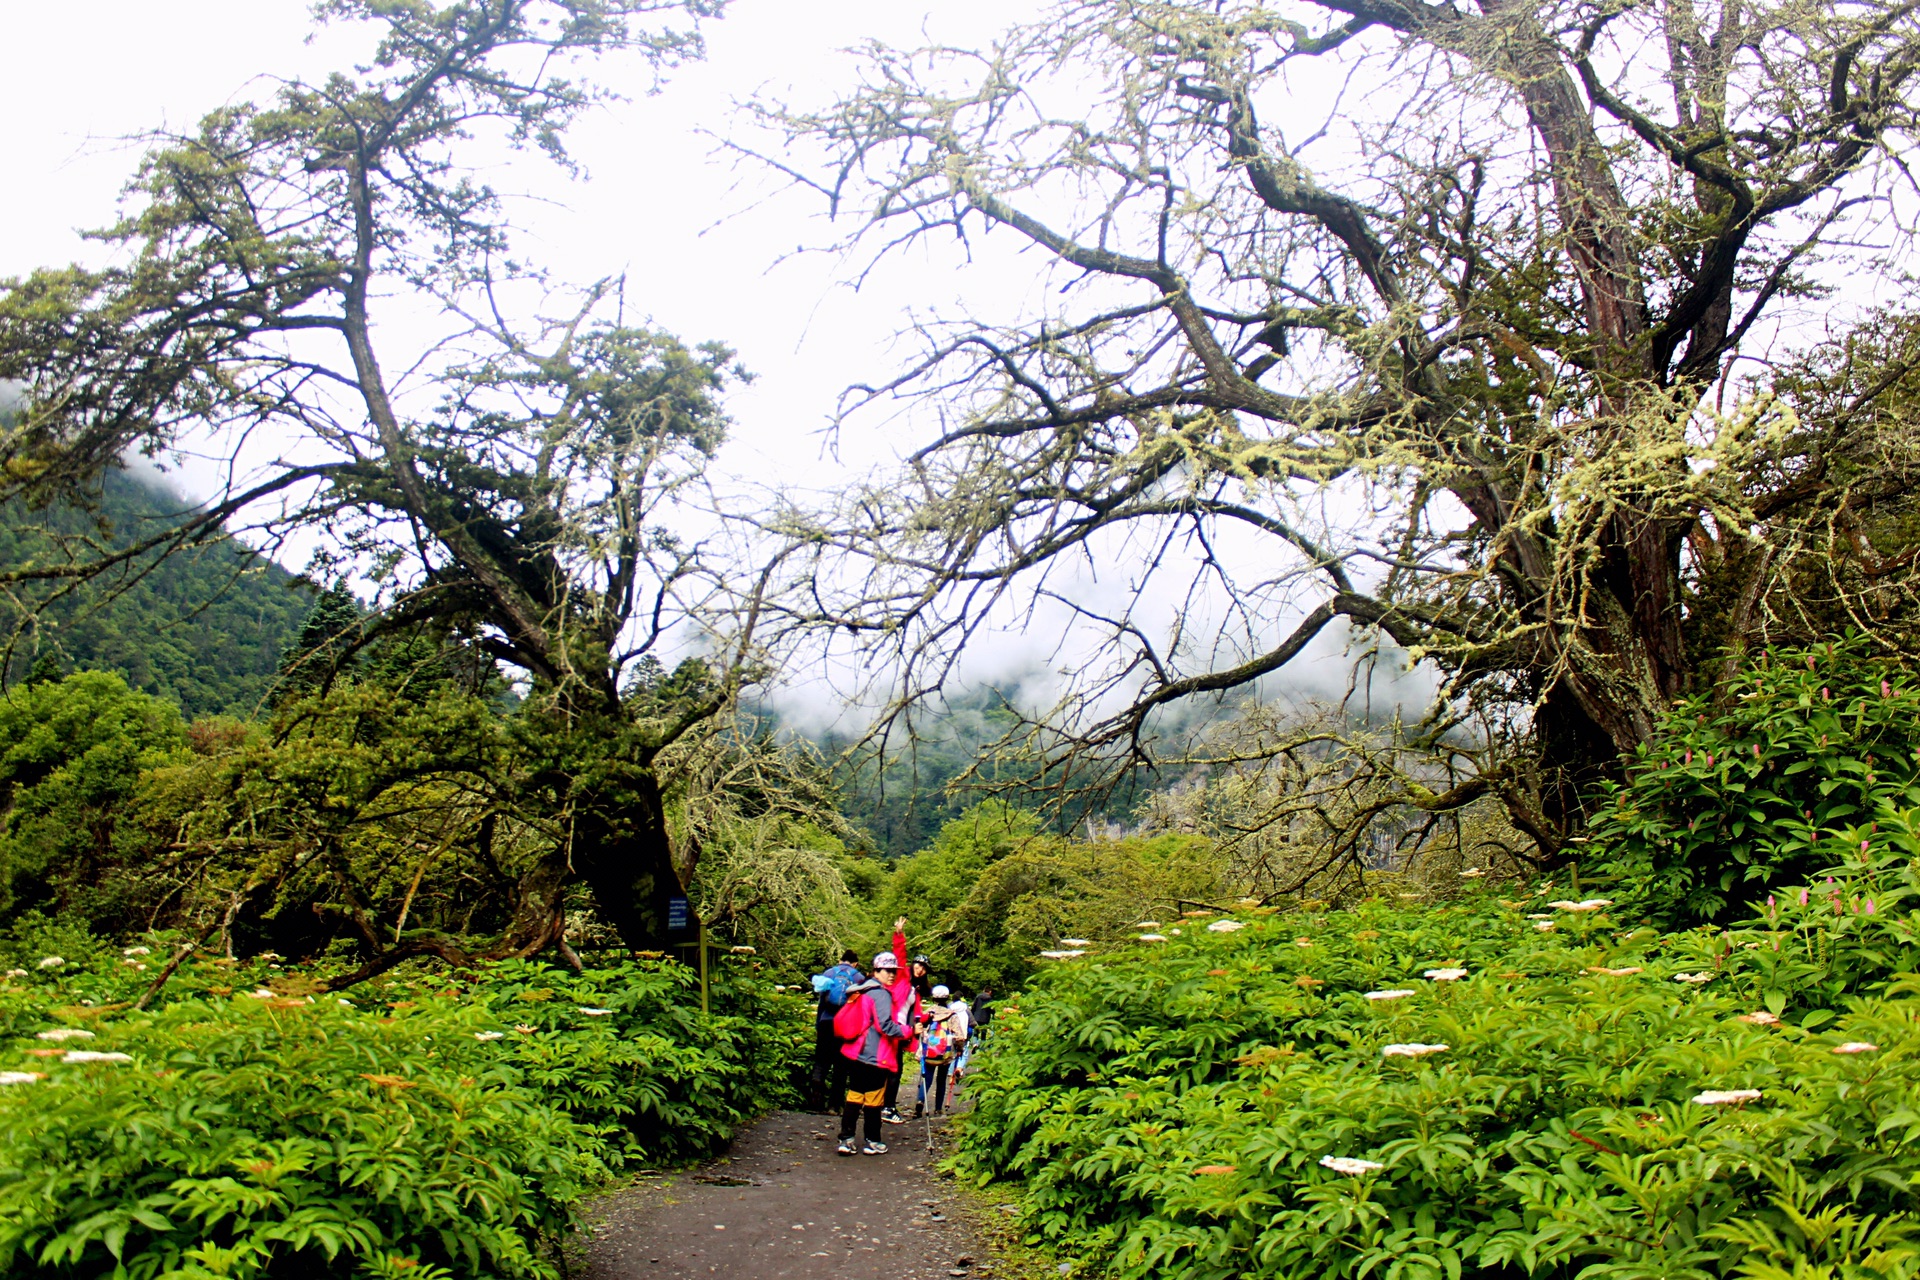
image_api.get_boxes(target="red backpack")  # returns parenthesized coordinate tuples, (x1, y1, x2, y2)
(833, 990, 872, 1042)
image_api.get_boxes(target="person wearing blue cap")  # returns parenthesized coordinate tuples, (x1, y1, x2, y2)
(807, 949, 864, 1111)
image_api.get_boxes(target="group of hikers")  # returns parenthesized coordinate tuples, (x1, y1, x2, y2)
(806, 916, 993, 1156)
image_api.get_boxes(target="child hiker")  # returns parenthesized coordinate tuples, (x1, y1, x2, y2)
(831, 949, 913, 1155)
(914, 984, 968, 1118)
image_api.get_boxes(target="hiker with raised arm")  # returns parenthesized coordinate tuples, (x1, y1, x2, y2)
(832, 948, 912, 1156)
(881, 916, 923, 1125)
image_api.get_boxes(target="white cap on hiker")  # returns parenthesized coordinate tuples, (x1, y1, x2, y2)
(873, 951, 898, 970)
(932, 984, 950, 999)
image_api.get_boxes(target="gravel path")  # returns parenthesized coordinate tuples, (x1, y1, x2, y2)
(583, 1109, 1003, 1280)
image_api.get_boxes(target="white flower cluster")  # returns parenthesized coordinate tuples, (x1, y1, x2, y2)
(1206, 920, 1244, 933)
(1363, 989, 1416, 1001)
(1735, 1011, 1781, 1026)
(2, 968, 25, 979)
(1588, 966, 1643, 976)
(1833, 1041, 1880, 1055)
(1692, 1089, 1762, 1105)
(37, 956, 64, 969)
(474, 1031, 505, 1041)
(1381, 1043, 1449, 1058)
(123, 946, 151, 957)
(1061, 938, 1091, 946)
(1038, 950, 1087, 960)
(1673, 973, 1714, 985)
(1548, 899, 1614, 912)
(1319, 1155, 1384, 1176)
(36, 1028, 95, 1041)
(578, 1007, 614, 1016)
(64, 1051, 132, 1064)
(1136, 934, 1168, 943)
(1422, 968, 1467, 982)
(0, 1071, 45, 1085)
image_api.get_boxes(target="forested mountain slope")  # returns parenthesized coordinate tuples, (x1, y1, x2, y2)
(0, 468, 310, 717)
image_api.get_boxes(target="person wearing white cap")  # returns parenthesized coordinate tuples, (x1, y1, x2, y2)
(913, 983, 968, 1118)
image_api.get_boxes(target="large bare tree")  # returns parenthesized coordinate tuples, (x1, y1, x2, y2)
(0, 0, 755, 955)
(748, 0, 1920, 862)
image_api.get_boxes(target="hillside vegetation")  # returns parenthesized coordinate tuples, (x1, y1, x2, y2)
(0, 470, 308, 717)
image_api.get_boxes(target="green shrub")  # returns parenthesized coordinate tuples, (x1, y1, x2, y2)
(0, 951, 806, 1279)
(953, 891, 1920, 1280)
(1590, 636, 1920, 924)
(0, 672, 188, 927)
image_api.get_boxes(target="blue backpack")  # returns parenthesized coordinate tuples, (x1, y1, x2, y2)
(812, 964, 860, 1011)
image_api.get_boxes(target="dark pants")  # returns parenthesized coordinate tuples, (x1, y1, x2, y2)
(840, 1059, 889, 1143)
(809, 1020, 847, 1111)
(917, 1059, 951, 1112)
(883, 1065, 902, 1112)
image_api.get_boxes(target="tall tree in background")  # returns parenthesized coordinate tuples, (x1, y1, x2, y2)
(751, 0, 1920, 866)
(0, 0, 750, 954)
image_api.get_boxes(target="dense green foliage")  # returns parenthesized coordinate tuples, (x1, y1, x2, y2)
(0, 471, 308, 717)
(955, 871, 1920, 1280)
(0, 922, 805, 1280)
(949, 640, 1920, 1280)
(862, 802, 1232, 994)
(0, 673, 188, 922)
(1591, 636, 1920, 925)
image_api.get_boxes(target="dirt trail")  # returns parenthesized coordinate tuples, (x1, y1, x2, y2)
(584, 1110, 1003, 1280)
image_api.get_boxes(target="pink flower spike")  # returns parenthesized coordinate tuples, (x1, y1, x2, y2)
(1798, 888, 1810, 906)
(1884, 680, 1893, 699)
(1864, 899, 1876, 915)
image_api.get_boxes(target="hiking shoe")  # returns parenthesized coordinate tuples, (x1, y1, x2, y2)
(882, 1108, 905, 1125)
(862, 1141, 889, 1155)
(912, 1106, 925, 1119)
(836, 1138, 858, 1156)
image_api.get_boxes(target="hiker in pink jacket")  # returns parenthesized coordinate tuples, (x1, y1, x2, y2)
(833, 949, 912, 1155)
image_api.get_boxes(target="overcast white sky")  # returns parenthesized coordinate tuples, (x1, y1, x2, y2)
(0, 0, 1436, 728)
(0, 0, 1044, 488)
